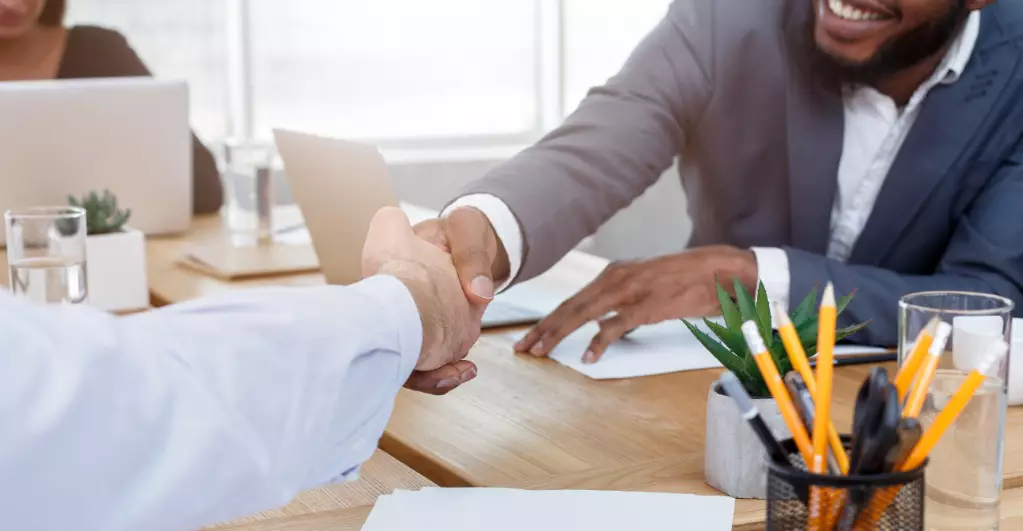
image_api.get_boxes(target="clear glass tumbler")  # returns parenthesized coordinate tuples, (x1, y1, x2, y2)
(4, 206, 88, 304)
(221, 141, 278, 246)
(899, 292, 1014, 531)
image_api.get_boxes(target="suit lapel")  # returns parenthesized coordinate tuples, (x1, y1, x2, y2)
(849, 11, 1022, 264)
(786, 60, 845, 254)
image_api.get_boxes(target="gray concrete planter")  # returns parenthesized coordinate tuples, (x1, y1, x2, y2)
(704, 377, 791, 499)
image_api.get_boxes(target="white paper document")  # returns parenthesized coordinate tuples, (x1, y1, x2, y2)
(544, 319, 725, 379)
(524, 318, 889, 380)
(361, 488, 735, 531)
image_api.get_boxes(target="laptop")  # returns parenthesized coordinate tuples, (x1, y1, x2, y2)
(0, 77, 192, 244)
(274, 129, 542, 329)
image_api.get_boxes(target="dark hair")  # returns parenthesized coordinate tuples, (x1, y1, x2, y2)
(38, 0, 66, 26)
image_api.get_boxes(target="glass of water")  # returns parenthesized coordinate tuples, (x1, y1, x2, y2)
(4, 207, 88, 304)
(220, 140, 278, 246)
(899, 291, 1014, 531)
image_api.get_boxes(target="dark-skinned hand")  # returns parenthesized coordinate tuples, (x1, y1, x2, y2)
(513, 246, 758, 364)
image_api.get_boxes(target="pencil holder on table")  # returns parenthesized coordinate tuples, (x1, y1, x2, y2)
(765, 438, 926, 531)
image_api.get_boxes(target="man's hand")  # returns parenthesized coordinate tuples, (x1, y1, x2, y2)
(362, 207, 483, 394)
(413, 207, 511, 304)
(513, 246, 758, 364)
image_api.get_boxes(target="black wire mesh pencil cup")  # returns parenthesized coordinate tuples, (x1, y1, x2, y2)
(766, 438, 927, 531)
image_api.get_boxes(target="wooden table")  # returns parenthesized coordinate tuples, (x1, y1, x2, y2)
(209, 450, 433, 529)
(144, 212, 1023, 530)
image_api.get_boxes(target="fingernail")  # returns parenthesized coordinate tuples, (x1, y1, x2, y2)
(529, 341, 545, 356)
(436, 378, 460, 389)
(470, 275, 495, 300)
(459, 367, 477, 383)
(582, 351, 597, 364)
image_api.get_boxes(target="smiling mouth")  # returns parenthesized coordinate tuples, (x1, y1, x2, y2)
(826, 0, 896, 21)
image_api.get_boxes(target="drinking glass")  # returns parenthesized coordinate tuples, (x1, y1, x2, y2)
(221, 141, 278, 246)
(898, 291, 1014, 531)
(4, 207, 88, 304)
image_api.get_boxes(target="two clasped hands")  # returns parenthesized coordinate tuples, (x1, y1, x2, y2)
(375, 205, 759, 395)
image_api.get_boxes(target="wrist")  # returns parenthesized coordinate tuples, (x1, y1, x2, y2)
(377, 261, 440, 369)
(710, 246, 758, 292)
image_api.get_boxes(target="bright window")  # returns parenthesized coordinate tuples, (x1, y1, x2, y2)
(66, 0, 229, 144)
(248, 0, 537, 142)
(66, 0, 673, 150)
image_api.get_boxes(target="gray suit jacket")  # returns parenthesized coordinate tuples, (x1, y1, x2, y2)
(462, 0, 1023, 346)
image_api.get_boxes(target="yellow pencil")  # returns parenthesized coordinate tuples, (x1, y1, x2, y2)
(903, 321, 952, 418)
(854, 341, 1008, 529)
(808, 284, 836, 531)
(774, 303, 849, 474)
(893, 317, 941, 401)
(741, 321, 814, 465)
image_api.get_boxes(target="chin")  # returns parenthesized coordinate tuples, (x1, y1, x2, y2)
(814, 28, 881, 67)
(0, 26, 33, 39)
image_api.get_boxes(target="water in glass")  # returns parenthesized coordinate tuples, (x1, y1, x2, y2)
(9, 256, 88, 305)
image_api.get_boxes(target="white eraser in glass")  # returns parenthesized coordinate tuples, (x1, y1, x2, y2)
(952, 315, 1005, 373)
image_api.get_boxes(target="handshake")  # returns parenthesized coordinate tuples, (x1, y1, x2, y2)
(363, 203, 759, 396)
(361, 206, 507, 395)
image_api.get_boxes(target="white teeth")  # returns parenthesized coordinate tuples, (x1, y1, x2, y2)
(827, 0, 885, 21)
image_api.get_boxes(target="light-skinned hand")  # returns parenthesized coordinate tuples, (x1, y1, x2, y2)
(362, 207, 483, 394)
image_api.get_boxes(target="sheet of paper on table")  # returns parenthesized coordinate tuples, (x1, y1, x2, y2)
(518, 318, 889, 380)
(360, 488, 735, 531)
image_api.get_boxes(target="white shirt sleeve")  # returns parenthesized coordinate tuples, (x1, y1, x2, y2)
(443, 194, 524, 291)
(0, 276, 421, 531)
(751, 247, 791, 314)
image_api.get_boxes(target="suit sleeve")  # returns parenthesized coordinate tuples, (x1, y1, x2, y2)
(786, 142, 1023, 346)
(458, 1, 713, 283)
(92, 28, 224, 214)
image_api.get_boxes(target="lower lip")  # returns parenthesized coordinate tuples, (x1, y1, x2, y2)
(818, 0, 896, 42)
(0, 10, 26, 28)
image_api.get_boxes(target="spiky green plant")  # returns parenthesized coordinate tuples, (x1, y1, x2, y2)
(68, 190, 132, 235)
(682, 279, 870, 398)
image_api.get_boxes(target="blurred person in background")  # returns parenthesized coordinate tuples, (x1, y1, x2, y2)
(0, 0, 223, 214)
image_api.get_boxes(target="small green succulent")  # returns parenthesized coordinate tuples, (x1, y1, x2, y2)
(68, 190, 132, 235)
(682, 279, 870, 398)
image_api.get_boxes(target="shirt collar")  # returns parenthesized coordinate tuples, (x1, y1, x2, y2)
(937, 10, 981, 85)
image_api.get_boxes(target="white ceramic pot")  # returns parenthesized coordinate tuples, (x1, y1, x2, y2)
(85, 227, 148, 312)
(704, 377, 791, 499)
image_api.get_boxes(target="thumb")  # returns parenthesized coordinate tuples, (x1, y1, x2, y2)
(362, 207, 413, 276)
(444, 210, 496, 304)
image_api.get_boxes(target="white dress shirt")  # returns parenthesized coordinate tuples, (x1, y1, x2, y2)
(0, 276, 421, 531)
(446, 12, 980, 307)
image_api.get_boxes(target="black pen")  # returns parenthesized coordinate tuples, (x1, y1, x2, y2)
(719, 372, 790, 466)
(785, 372, 841, 475)
(809, 352, 897, 368)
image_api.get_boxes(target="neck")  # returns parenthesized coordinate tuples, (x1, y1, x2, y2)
(872, 42, 953, 106)
(0, 25, 45, 58)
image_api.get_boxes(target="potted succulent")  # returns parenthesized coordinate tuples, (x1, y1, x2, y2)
(683, 279, 868, 499)
(70, 190, 148, 312)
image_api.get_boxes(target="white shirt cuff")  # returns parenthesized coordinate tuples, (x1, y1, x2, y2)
(349, 275, 422, 381)
(442, 194, 524, 292)
(751, 247, 791, 317)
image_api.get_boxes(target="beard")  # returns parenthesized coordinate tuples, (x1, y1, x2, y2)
(803, 0, 969, 86)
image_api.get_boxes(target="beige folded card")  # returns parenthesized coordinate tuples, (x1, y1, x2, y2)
(177, 241, 320, 281)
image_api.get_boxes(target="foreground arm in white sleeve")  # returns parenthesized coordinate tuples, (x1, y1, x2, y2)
(0, 276, 420, 531)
